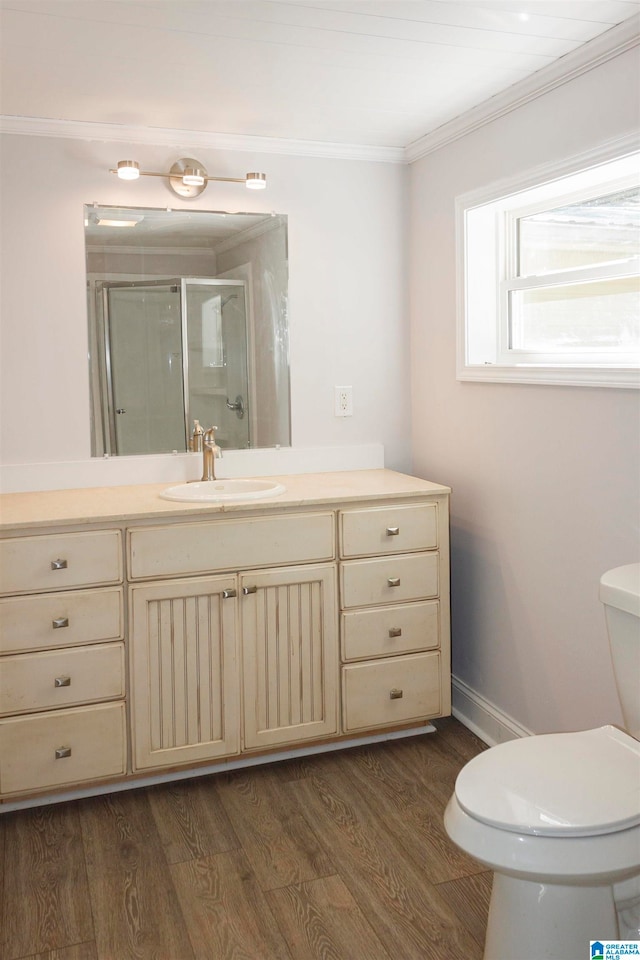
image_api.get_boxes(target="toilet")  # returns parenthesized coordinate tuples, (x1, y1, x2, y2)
(444, 564, 640, 960)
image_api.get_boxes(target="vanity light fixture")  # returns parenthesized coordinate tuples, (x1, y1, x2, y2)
(246, 172, 267, 190)
(110, 157, 267, 198)
(116, 160, 140, 180)
(90, 209, 145, 228)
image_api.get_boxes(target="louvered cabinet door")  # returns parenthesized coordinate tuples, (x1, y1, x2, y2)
(240, 564, 338, 750)
(129, 576, 239, 771)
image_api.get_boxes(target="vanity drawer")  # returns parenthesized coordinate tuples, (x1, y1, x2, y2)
(342, 652, 441, 732)
(339, 503, 438, 559)
(0, 702, 126, 796)
(0, 530, 123, 596)
(0, 642, 125, 717)
(341, 600, 439, 661)
(0, 587, 123, 655)
(340, 553, 439, 609)
(128, 512, 335, 580)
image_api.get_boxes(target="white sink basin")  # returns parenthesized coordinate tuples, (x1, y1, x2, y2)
(160, 479, 286, 502)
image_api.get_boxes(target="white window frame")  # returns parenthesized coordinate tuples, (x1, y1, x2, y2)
(457, 135, 640, 388)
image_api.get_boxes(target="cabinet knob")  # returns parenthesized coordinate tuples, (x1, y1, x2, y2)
(52, 617, 69, 629)
(55, 746, 72, 759)
(387, 577, 401, 587)
(51, 558, 68, 570)
(389, 688, 404, 700)
(388, 627, 402, 638)
(54, 676, 71, 688)
(242, 585, 258, 595)
(386, 526, 400, 536)
(222, 589, 237, 599)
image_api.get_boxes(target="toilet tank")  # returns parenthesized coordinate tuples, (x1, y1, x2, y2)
(600, 564, 640, 739)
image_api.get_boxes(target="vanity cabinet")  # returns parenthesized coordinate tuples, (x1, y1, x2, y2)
(0, 531, 126, 797)
(129, 575, 239, 771)
(240, 564, 338, 750)
(0, 470, 450, 807)
(338, 502, 449, 733)
(127, 514, 338, 769)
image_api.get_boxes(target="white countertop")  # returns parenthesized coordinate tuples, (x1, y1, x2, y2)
(0, 470, 450, 532)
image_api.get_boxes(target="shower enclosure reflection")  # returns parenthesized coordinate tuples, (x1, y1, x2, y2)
(86, 206, 289, 456)
(99, 278, 249, 454)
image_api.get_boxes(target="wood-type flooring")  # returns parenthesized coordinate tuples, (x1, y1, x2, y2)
(0, 717, 491, 960)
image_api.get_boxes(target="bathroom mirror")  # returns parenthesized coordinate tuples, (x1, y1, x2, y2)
(85, 205, 290, 456)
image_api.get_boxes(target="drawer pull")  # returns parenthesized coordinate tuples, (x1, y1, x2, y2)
(386, 526, 400, 536)
(54, 676, 71, 688)
(389, 688, 404, 700)
(243, 585, 258, 595)
(388, 627, 402, 638)
(51, 558, 68, 571)
(55, 746, 72, 759)
(387, 577, 401, 587)
(52, 617, 69, 629)
(222, 589, 237, 599)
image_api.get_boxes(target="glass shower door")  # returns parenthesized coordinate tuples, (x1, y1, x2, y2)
(182, 279, 250, 449)
(104, 281, 185, 455)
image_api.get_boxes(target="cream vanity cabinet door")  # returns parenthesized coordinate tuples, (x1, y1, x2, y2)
(129, 575, 239, 771)
(240, 564, 338, 750)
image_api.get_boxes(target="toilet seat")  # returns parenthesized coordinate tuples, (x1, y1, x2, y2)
(455, 725, 640, 838)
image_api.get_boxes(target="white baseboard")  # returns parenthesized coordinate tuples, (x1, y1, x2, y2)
(451, 676, 533, 747)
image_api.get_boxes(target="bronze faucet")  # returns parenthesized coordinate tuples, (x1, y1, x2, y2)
(201, 426, 222, 481)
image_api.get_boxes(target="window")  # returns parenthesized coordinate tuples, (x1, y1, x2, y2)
(457, 142, 640, 387)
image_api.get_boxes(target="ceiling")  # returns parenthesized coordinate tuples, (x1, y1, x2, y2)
(1, 0, 639, 150)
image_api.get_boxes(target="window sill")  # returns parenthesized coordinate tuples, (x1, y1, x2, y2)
(456, 365, 640, 389)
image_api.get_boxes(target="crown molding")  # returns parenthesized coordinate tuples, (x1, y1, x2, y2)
(214, 214, 283, 254)
(0, 115, 405, 164)
(405, 15, 640, 164)
(1, 15, 637, 167)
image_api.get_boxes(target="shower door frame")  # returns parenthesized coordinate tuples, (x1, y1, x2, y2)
(92, 275, 252, 456)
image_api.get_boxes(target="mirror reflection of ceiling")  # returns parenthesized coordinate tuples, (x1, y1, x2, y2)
(2, 1, 638, 149)
(85, 207, 275, 250)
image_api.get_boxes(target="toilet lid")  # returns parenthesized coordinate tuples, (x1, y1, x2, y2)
(455, 725, 640, 837)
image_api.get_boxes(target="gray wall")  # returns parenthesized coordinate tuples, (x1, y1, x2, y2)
(0, 137, 410, 472)
(409, 46, 640, 737)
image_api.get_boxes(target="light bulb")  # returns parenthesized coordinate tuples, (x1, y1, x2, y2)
(116, 160, 140, 181)
(246, 172, 267, 190)
(96, 218, 142, 227)
(182, 168, 206, 186)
